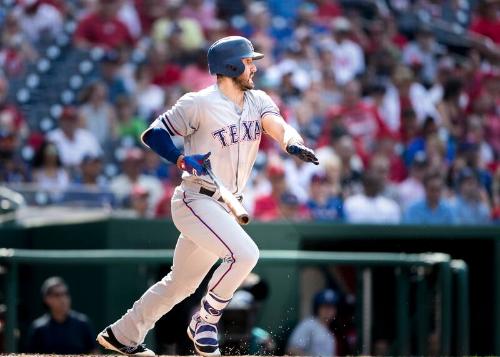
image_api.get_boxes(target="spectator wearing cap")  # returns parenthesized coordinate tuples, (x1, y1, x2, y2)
(78, 81, 118, 146)
(72, 153, 107, 187)
(306, 172, 343, 221)
(450, 168, 491, 224)
(318, 80, 391, 158)
(25, 277, 97, 354)
(128, 185, 151, 218)
(97, 50, 131, 104)
(254, 163, 290, 221)
(110, 147, 163, 210)
(278, 191, 309, 221)
(398, 153, 428, 209)
(402, 26, 445, 85)
(13, 0, 63, 43)
(403, 171, 456, 224)
(73, 0, 135, 50)
(344, 170, 401, 224)
(286, 289, 338, 356)
(323, 17, 364, 85)
(31, 140, 69, 194)
(47, 107, 102, 168)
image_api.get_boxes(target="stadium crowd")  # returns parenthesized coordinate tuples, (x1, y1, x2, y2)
(0, 0, 499, 224)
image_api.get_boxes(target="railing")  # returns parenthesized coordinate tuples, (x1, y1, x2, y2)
(0, 249, 468, 355)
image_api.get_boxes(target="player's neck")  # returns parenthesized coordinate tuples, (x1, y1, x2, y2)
(217, 78, 245, 108)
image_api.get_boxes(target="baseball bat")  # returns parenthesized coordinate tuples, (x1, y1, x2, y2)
(203, 163, 250, 225)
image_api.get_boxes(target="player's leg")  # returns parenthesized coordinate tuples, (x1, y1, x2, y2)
(99, 233, 218, 351)
(172, 191, 259, 355)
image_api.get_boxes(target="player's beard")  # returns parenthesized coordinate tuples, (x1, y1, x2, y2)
(232, 74, 254, 91)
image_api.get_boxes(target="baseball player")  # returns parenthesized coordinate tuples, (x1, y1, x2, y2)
(97, 36, 318, 356)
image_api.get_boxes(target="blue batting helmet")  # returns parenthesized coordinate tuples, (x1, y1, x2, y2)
(207, 36, 264, 77)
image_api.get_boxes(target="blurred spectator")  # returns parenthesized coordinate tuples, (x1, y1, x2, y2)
(129, 184, 151, 218)
(278, 191, 309, 221)
(114, 95, 147, 144)
(0, 130, 30, 183)
(179, 49, 216, 92)
(97, 51, 130, 103)
(286, 289, 338, 356)
(25, 277, 97, 354)
(31, 140, 69, 193)
(398, 153, 427, 209)
(306, 172, 344, 221)
(0, 76, 28, 138)
(0, 14, 38, 77)
(74, 0, 135, 50)
(147, 45, 182, 88)
(333, 135, 363, 197)
(143, 149, 169, 182)
(284, 153, 322, 203)
(319, 80, 390, 157)
(402, 26, 445, 85)
(323, 17, 365, 85)
(13, 0, 63, 43)
(180, 0, 216, 31)
(436, 77, 466, 142)
(151, 1, 205, 57)
(450, 167, 490, 224)
(403, 171, 456, 224)
(78, 81, 118, 146)
(155, 165, 182, 219)
(254, 164, 289, 221)
(117, 0, 142, 40)
(72, 153, 107, 187)
(133, 63, 165, 120)
(110, 147, 163, 209)
(133, 0, 166, 35)
(470, 0, 500, 44)
(369, 154, 400, 202)
(344, 171, 401, 224)
(47, 107, 102, 168)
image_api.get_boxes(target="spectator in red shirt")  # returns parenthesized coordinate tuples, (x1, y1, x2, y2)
(253, 164, 289, 221)
(74, 0, 135, 50)
(318, 79, 390, 158)
(470, 0, 500, 44)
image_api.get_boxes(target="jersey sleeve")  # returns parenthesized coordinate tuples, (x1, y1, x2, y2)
(149, 92, 199, 137)
(256, 90, 281, 118)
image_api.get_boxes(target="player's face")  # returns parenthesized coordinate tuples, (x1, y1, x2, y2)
(233, 58, 257, 91)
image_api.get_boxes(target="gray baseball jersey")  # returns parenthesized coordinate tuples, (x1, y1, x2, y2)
(149, 84, 280, 194)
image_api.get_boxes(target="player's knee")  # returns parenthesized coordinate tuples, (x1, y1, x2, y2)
(235, 245, 259, 270)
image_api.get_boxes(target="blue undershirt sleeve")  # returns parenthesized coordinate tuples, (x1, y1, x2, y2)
(141, 127, 182, 165)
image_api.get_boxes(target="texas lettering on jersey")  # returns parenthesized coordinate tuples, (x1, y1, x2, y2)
(211, 120, 262, 147)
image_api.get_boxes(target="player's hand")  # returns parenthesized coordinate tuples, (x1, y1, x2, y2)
(179, 152, 211, 176)
(286, 143, 319, 165)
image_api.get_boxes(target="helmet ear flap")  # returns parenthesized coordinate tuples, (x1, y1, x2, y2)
(224, 59, 245, 77)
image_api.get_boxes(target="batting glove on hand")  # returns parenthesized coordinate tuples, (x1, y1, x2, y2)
(286, 143, 319, 165)
(180, 152, 211, 176)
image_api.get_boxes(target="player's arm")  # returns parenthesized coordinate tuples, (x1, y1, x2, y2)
(141, 127, 209, 176)
(262, 114, 319, 165)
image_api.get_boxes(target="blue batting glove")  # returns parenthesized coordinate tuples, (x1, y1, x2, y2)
(180, 152, 211, 176)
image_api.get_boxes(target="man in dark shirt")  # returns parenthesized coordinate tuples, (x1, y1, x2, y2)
(25, 277, 97, 354)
